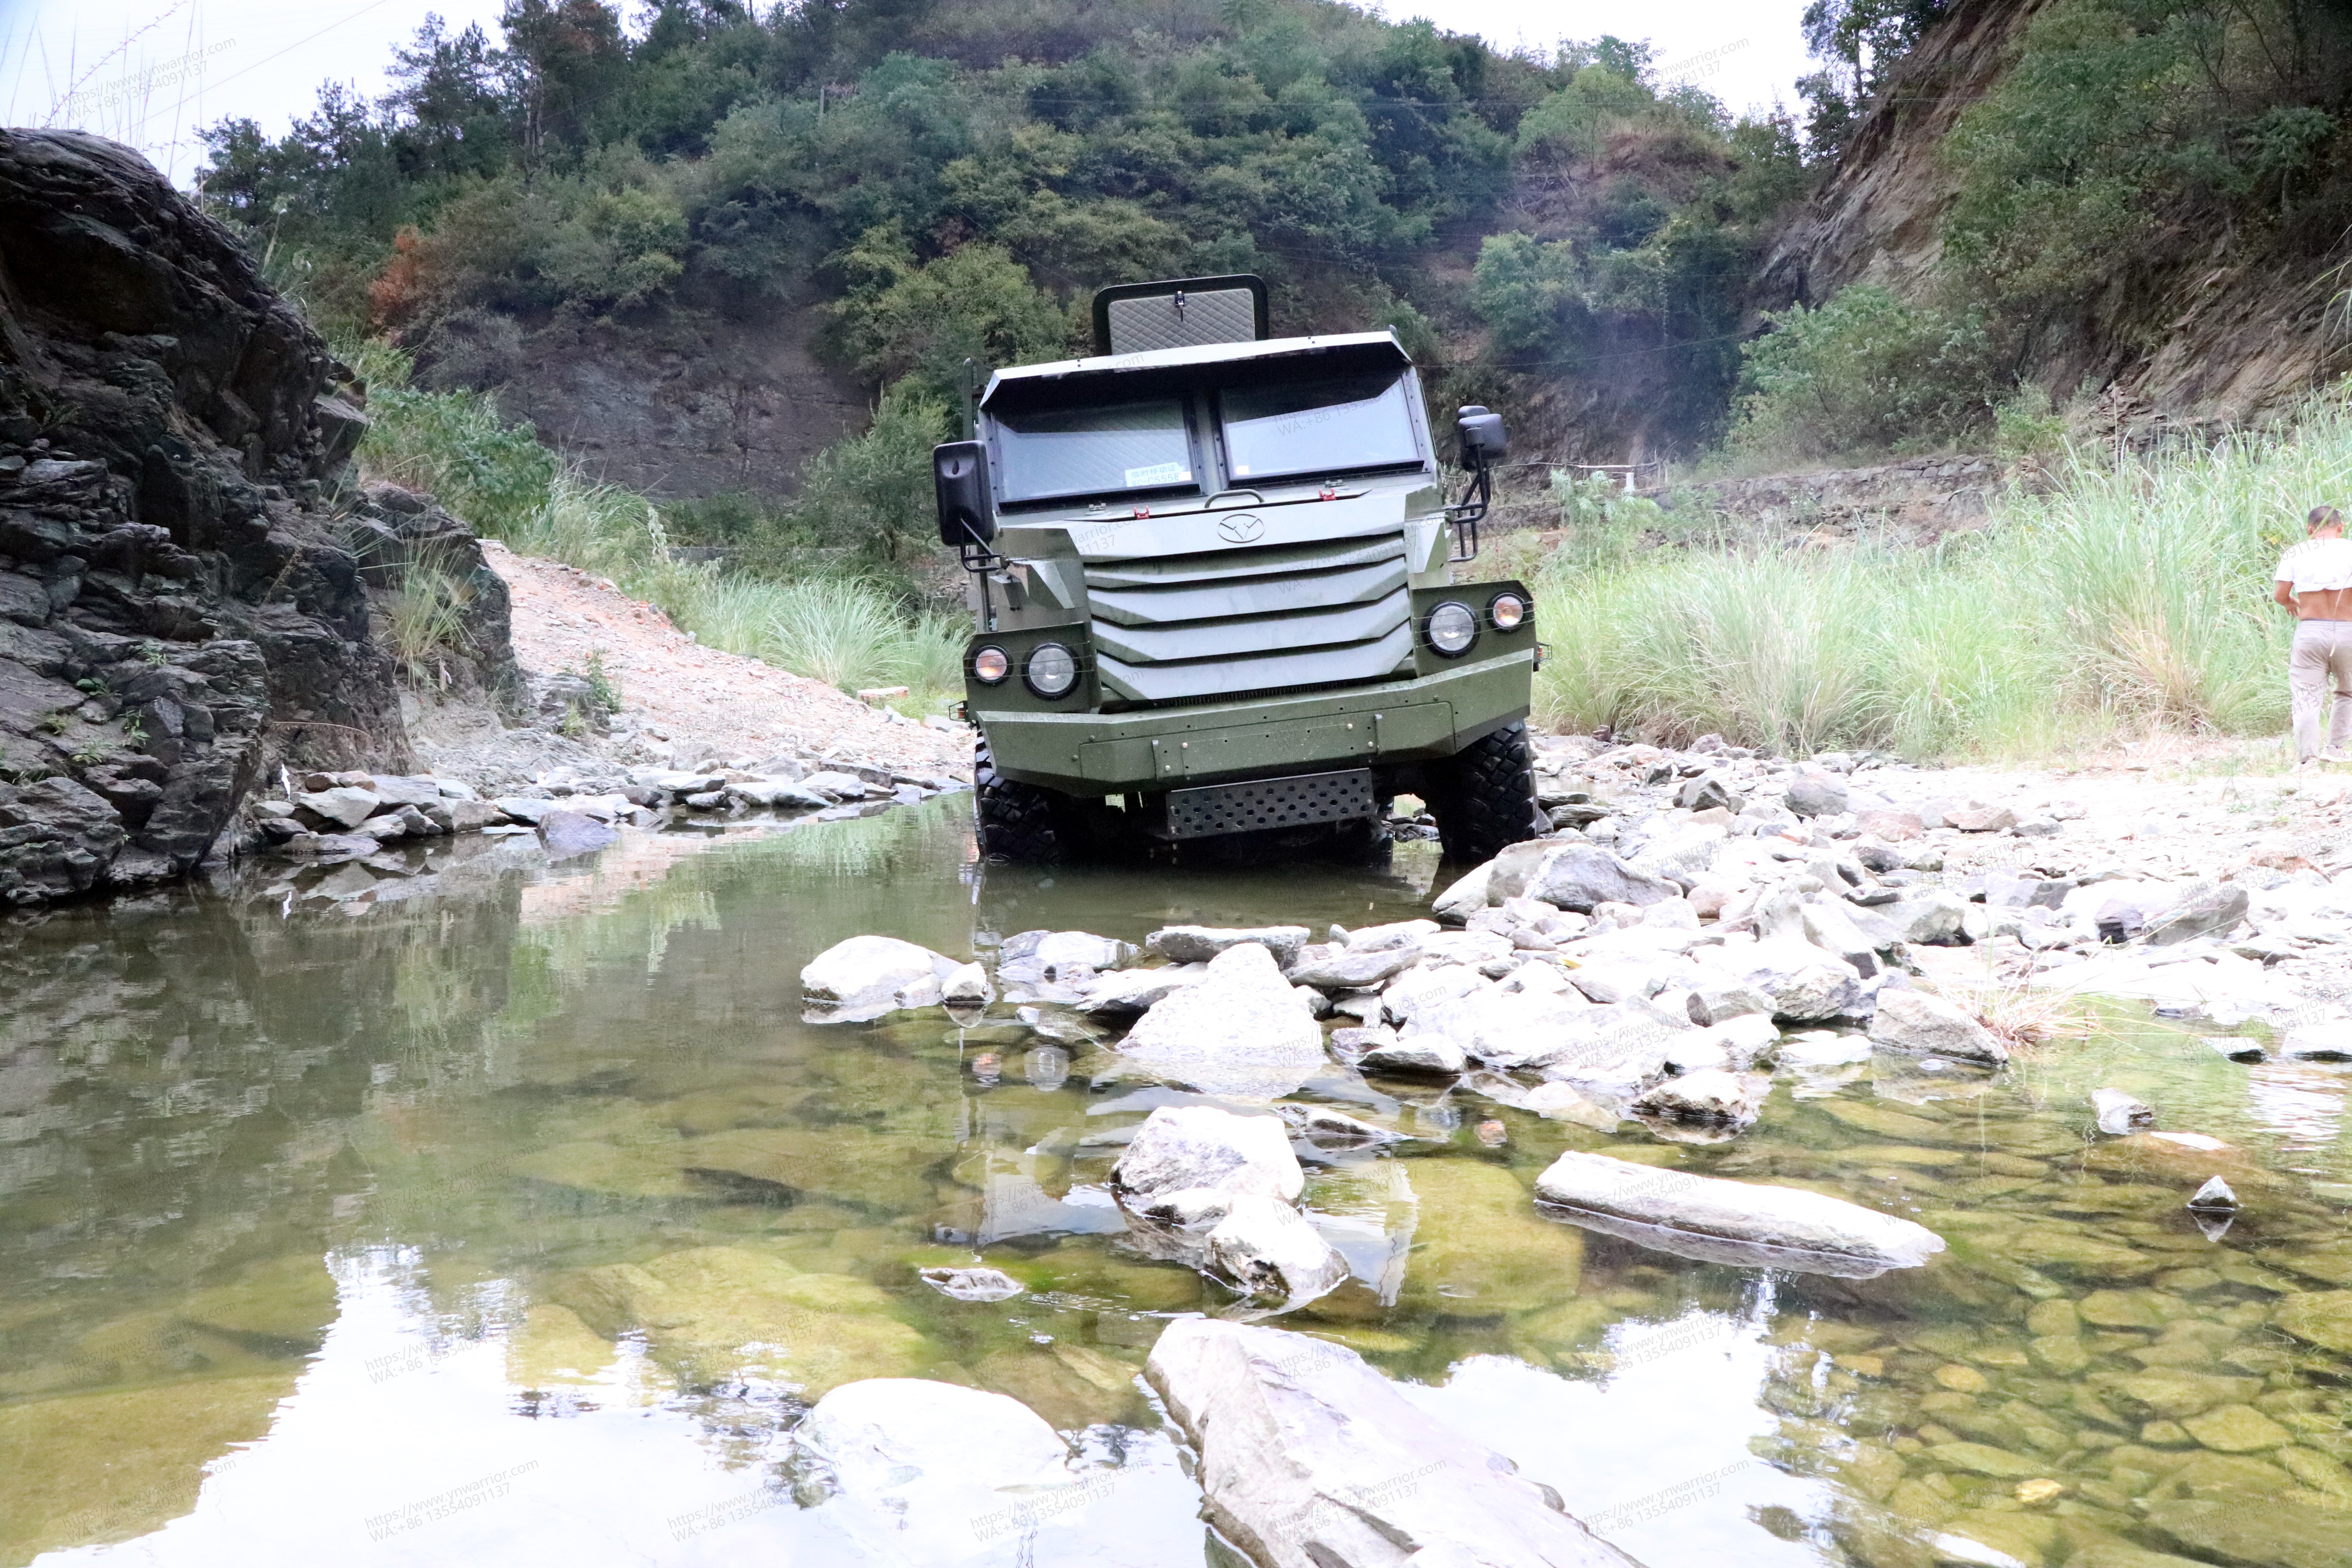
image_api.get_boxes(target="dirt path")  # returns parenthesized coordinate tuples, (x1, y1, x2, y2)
(484, 541, 967, 778)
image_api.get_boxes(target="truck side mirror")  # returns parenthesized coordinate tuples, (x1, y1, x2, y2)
(1456, 407, 1507, 468)
(934, 441, 995, 547)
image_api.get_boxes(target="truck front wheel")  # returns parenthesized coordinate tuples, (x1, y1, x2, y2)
(1426, 721, 1544, 863)
(974, 741, 1076, 863)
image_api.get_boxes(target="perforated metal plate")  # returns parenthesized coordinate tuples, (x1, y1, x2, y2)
(1105, 287, 1262, 354)
(1163, 769, 1376, 839)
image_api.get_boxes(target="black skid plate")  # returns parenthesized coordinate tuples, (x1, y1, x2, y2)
(1161, 769, 1376, 840)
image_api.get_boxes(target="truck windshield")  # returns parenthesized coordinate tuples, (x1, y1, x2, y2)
(993, 399, 1195, 503)
(1219, 372, 1420, 483)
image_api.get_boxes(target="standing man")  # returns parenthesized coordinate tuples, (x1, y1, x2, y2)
(2274, 505, 2352, 764)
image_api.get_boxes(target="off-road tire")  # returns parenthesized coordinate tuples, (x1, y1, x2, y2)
(975, 740, 1074, 863)
(1426, 720, 1543, 863)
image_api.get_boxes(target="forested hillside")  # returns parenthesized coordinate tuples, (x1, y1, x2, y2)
(194, 0, 1812, 505)
(195, 0, 2352, 557)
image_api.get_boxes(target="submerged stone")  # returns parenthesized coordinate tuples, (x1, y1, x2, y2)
(505, 1302, 619, 1388)
(0, 1372, 300, 1562)
(555, 1244, 932, 1394)
(2141, 1496, 2352, 1568)
(2274, 1290, 2352, 1354)
(2180, 1403, 2289, 1453)
(1398, 1158, 1582, 1316)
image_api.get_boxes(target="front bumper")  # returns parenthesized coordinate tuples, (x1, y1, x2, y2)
(974, 649, 1533, 795)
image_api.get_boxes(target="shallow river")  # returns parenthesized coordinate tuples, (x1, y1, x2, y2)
(3, 799, 2350, 1568)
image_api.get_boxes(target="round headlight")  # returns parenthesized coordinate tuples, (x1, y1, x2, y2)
(1025, 641, 1078, 697)
(1490, 592, 1527, 630)
(972, 646, 1010, 684)
(1426, 601, 1477, 656)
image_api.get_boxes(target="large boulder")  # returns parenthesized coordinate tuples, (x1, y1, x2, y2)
(1737, 940, 1869, 1022)
(1867, 987, 2007, 1065)
(1531, 842, 1682, 912)
(2143, 884, 2250, 945)
(1206, 1196, 1351, 1307)
(1533, 1149, 1945, 1278)
(0, 131, 454, 904)
(1078, 964, 1204, 1015)
(1144, 1319, 1642, 1568)
(1116, 942, 1327, 1097)
(800, 935, 965, 1022)
(1112, 1105, 1304, 1212)
(1784, 773, 1849, 818)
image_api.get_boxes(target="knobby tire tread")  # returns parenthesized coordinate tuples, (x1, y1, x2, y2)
(1430, 720, 1541, 864)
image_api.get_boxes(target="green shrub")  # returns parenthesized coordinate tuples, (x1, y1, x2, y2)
(1727, 284, 2002, 463)
(775, 386, 954, 576)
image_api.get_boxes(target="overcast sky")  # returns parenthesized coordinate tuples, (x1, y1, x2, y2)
(0, 0, 1812, 185)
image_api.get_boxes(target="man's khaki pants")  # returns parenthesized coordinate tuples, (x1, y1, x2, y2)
(2291, 619, 2352, 760)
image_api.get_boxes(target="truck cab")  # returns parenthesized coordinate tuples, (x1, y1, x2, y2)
(934, 276, 1543, 864)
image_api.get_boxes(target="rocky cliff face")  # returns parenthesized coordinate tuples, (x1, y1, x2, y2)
(0, 131, 501, 904)
(1765, 0, 2348, 432)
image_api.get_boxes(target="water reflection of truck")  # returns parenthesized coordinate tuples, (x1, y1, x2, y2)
(933, 275, 1544, 864)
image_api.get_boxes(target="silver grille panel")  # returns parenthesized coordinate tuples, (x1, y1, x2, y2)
(1086, 531, 1415, 706)
(1165, 769, 1376, 839)
(1105, 288, 1260, 354)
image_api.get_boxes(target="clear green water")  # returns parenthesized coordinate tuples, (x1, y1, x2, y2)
(2, 798, 2349, 1568)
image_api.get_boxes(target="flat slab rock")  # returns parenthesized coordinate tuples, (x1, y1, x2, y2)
(1533, 1150, 1945, 1278)
(1145, 1319, 1643, 1568)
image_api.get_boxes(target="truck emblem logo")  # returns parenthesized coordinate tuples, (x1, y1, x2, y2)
(1216, 514, 1265, 544)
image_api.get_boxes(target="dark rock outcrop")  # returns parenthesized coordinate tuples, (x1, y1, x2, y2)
(0, 129, 459, 901)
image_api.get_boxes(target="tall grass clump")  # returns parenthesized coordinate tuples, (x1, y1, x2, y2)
(348, 345, 965, 709)
(1534, 391, 2352, 759)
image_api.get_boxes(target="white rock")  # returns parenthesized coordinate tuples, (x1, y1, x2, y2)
(801, 935, 964, 1022)
(1702, 1012, 1782, 1067)
(1381, 963, 1491, 1025)
(295, 786, 383, 828)
(1801, 898, 1882, 976)
(1206, 1195, 1351, 1306)
(800, 768, 877, 799)
(1686, 974, 1775, 1027)
(1119, 944, 1328, 1097)
(2187, 1175, 2239, 1212)
(1359, 1034, 1467, 1076)
(1534, 1149, 1946, 1278)
(1739, 939, 1869, 1022)
(1882, 890, 1968, 945)
(1432, 860, 1494, 924)
(1146, 924, 1311, 967)
(1566, 958, 1669, 1006)
(918, 1266, 1024, 1301)
(1523, 1080, 1622, 1130)
(941, 962, 995, 1007)
(1002, 929, 1133, 979)
(2091, 1087, 2155, 1135)
(1633, 1068, 1765, 1125)
(1113, 1105, 1305, 1209)
(1867, 987, 2008, 1065)
(1286, 943, 1423, 990)
(2280, 1019, 2352, 1060)
(1345, 918, 1441, 952)
(1145, 1320, 1641, 1568)
(1079, 964, 1206, 1015)
(732, 778, 831, 809)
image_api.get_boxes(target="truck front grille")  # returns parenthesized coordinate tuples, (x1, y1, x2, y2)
(1085, 533, 1414, 705)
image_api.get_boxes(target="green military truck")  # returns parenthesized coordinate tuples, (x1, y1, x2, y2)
(932, 275, 1544, 864)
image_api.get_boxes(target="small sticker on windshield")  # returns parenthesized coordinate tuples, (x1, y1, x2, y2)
(1124, 463, 1189, 487)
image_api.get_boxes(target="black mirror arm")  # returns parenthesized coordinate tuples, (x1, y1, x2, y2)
(1444, 461, 1490, 562)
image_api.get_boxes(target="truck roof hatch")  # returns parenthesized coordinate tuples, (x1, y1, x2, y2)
(1092, 275, 1268, 355)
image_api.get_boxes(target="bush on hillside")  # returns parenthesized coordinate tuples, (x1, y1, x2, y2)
(1728, 284, 2003, 462)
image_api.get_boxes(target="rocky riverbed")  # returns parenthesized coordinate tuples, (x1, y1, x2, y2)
(770, 736, 2352, 1568)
